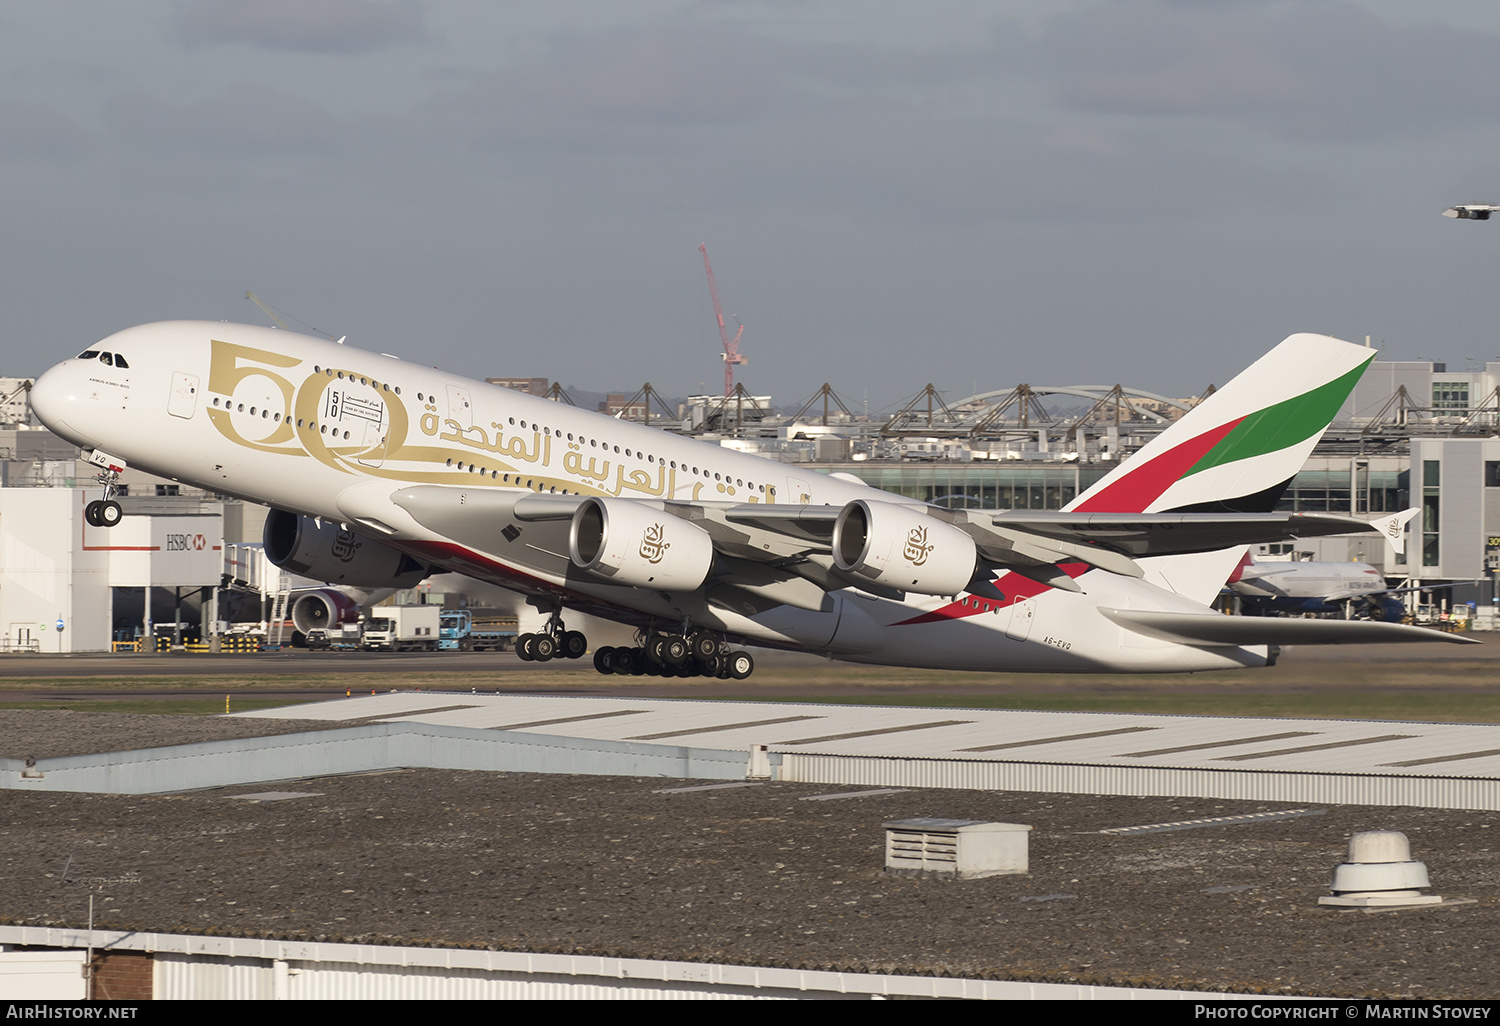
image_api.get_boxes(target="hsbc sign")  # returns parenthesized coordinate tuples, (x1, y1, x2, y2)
(106, 512, 224, 588)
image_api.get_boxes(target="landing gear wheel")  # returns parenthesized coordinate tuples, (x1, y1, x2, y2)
(516, 633, 536, 661)
(689, 632, 718, 662)
(85, 501, 102, 527)
(594, 646, 617, 674)
(531, 633, 556, 661)
(614, 647, 638, 675)
(99, 501, 122, 527)
(561, 630, 588, 660)
(662, 635, 689, 666)
(727, 650, 754, 680)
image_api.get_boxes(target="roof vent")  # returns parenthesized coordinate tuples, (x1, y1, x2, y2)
(1319, 830, 1453, 908)
(884, 818, 1031, 879)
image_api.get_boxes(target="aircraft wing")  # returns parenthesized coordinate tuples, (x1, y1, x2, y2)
(1100, 608, 1481, 646)
(722, 507, 1405, 556)
(980, 510, 1414, 558)
(723, 504, 1417, 590)
(388, 486, 1422, 610)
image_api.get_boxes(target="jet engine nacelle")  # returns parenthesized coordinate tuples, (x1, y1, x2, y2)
(289, 589, 363, 634)
(263, 510, 431, 588)
(833, 499, 977, 596)
(568, 497, 714, 591)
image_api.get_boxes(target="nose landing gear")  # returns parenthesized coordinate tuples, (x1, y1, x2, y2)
(84, 498, 123, 527)
(83, 450, 127, 528)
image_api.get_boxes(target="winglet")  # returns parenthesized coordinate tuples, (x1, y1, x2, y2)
(1371, 507, 1419, 556)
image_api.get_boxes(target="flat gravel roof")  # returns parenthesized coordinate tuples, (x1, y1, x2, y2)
(0, 712, 1495, 999)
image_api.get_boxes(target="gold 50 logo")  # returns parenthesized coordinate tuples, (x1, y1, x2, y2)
(205, 339, 413, 477)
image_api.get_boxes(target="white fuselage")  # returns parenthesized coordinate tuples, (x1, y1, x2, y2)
(30, 321, 1269, 673)
(1232, 560, 1387, 602)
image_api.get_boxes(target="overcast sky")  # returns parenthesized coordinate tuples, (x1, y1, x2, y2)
(4, 0, 1500, 412)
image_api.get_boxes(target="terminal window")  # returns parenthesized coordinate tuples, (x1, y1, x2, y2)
(1432, 382, 1470, 410)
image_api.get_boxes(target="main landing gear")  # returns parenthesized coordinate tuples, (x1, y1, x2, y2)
(514, 607, 587, 663)
(592, 627, 755, 680)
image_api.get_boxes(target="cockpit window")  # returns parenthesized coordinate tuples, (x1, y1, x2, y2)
(74, 350, 127, 367)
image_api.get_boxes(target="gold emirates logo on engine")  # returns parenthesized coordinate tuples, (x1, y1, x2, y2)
(640, 523, 670, 564)
(903, 526, 934, 566)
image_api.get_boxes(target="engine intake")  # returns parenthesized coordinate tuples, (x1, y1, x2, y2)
(833, 499, 977, 596)
(568, 497, 713, 591)
(290, 589, 362, 634)
(263, 509, 431, 588)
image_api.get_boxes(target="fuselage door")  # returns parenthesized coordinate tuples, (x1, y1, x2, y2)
(1005, 596, 1035, 642)
(357, 418, 387, 469)
(168, 372, 199, 419)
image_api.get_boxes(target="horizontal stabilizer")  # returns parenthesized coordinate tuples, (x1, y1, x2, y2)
(1369, 507, 1419, 556)
(1100, 607, 1481, 647)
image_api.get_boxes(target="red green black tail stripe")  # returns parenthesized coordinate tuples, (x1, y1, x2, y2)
(1071, 356, 1371, 516)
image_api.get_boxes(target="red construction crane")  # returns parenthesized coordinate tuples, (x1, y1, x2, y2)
(700, 243, 746, 397)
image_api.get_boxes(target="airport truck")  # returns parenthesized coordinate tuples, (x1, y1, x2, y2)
(438, 610, 518, 651)
(305, 624, 363, 651)
(361, 605, 441, 652)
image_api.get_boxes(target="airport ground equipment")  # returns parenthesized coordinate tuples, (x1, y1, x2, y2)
(438, 610, 517, 651)
(361, 605, 441, 652)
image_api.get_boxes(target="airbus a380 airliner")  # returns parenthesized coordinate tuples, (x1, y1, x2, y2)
(28, 323, 1475, 677)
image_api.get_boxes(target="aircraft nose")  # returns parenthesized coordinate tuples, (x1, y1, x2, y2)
(30, 361, 85, 443)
